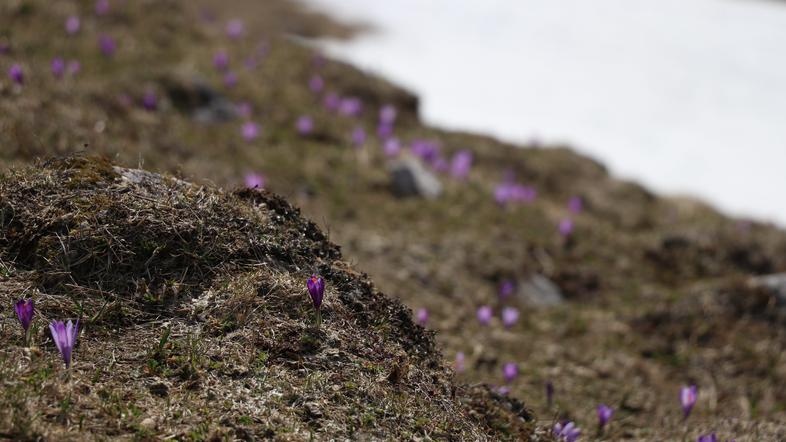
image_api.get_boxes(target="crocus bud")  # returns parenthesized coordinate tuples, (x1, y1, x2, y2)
(241, 122, 260, 141)
(8, 64, 23, 85)
(558, 218, 574, 237)
(476, 305, 492, 326)
(454, 352, 465, 373)
(99, 34, 116, 57)
(501, 306, 519, 328)
(450, 150, 473, 180)
(554, 421, 581, 442)
(51, 57, 65, 79)
(142, 91, 157, 111)
(309, 74, 324, 93)
(15, 299, 34, 333)
(499, 280, 515, 300)
(597, 404, 613, 429)
(65, 16, 81, 34)
(568, 195, 583, 214)
(351, 127, 366, 148)
(339, 97, 362, 116)
(49, 320, 79, 368)
(681, 385, 698, 418)
(225, 19, 245, 39)
(383, 138, 401, 157)
(323, 92, 340, 112)
(697, 433, 717, 442)
(67, 60, 81, 76)
(416, 308, 428, 326)
(296, 115, 314, 135)
(95, 0, 110, 16)
(213, 50, 229, 71)
(223, 71, 238, 88)
(379, 104, 397, 125)
(502, 362, 518, 383)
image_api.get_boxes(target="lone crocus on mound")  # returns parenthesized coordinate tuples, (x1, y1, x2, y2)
(244, 172, 265, 189)
(681, 385, 698, 418)
(15, 299, 34, 345)
(554, 421, 581, 442)
(416, 308, 428, 326)
(49, 320, 78, 368)
(307, 275, 325, 327)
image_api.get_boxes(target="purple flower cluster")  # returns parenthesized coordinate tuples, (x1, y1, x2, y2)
(13, 298, 79, 368)
(494, 173, 537, 206)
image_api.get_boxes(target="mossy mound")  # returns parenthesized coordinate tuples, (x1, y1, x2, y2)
(0, 157, 537, 440)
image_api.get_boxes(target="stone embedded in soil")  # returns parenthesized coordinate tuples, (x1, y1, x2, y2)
(517, 274, 564, 306)
(389, 156, 443, 199)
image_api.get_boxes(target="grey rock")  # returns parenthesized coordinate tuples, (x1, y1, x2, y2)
(162, 76, 237, 123)
(517, 274, 564, 306)
(749, 273, 786, 305)
(389, 157, 442, 199)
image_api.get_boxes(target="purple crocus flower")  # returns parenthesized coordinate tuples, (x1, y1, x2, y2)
(383, 138, 401, 157)
(99, 34, 116, 57)
(379, 104, 397, 125)
(213, 50, 229, 71)
(65, 16, 81, 34)
(307, 275, 325, 309)
(223, 71, 238, 88)
(142, 91, 157, 111)
(351, 127, 366, 148)
(501, 306, 519, 328)
(681, 385, 698, 418)
(502, 362, 518, 383)
(377, 122, 394, 140)
(244, 172, 265, 189)
(323, 92, 340, 112)
(95, 0, 110, 16)
(568, 195, 583, 214)
(67, 60, 81, 76)
(49, 320, 78, 368)
(15, 299, 34, 335)
(411, 140, 440, 163)
(554, 421, 581, 442)
(450, 150, 473, 180)
(339, 97, 363, 117)
(8, 64, 23, 85)
(235, 101, 252, 119)
(51, 57, 65, 79)
(497, 386, 511, 395)
(455, 352, 466, 373)
(697, 434, 717, 442)
(241, 122, 260, 141)
(296, 115, 314, 135)
(416, 308, 428, 326)
(309, 74, 324, 93)
(558, 218, 574, 237)
(597, 404, 613, 429)
(499, 280, 515, 300)
(476, 305, 493, 326)
(225, 19, 245, 39)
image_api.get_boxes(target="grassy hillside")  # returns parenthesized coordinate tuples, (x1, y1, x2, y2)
(2, 0, 786, 440)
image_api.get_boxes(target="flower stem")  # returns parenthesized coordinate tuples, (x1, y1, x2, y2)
(316, 309, 322, 328)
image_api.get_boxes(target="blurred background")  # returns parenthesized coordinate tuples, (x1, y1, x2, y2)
(307, 0, 786, 225)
